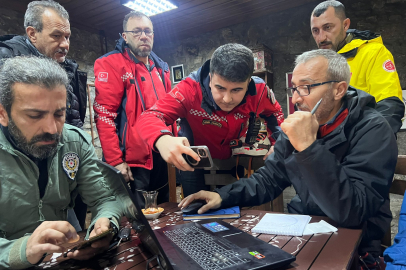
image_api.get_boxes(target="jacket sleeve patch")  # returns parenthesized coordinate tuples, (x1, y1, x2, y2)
(383, 60, 396, 72)
(98, 72, 108, 82)
(62, 152, 80, 180)
(169, 88, 185, 103)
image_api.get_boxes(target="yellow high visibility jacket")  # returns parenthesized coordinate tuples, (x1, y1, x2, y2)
(338, 29, 404, 133)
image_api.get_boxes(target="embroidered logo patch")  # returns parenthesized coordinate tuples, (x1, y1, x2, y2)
(202, 119, 222, 128)
(98, 72, 108, 82)
(62, 153, 80, 180)
(169, 88, 185, 103)
(266, 86, 276, 104)
(383, 60, 396, 72)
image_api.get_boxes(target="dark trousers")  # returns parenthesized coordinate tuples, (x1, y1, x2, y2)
(177, 169, 210, 197)
(130, 151, 169, 209)
(73, 195, 87, 230)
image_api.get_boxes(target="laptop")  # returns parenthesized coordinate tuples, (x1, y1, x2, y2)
(98, 160, 296, 270)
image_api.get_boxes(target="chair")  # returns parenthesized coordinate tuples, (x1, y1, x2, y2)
(86, 82, 96, 146)
(382, 155, 406, 248)
(204, 156, 284, 212)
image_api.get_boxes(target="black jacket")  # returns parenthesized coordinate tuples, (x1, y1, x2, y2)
(217, 88, 398, 253)
(0, 35, 87, 128)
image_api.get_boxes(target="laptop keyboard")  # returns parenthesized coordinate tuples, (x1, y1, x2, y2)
(164, 226, 250, 270)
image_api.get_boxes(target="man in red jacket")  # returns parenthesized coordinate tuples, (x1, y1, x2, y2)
(94, 11, 173, 207)
(137, 43, 284, 196)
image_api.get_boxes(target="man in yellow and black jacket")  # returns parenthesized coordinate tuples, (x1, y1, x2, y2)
(310, 0, 404, 134)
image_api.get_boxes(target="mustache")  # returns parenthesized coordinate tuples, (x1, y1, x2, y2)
(30, 132, 60, 144)
(295, 104, 310, 111)
(56, 48, 68, 54)
(319, 41, 332, 47)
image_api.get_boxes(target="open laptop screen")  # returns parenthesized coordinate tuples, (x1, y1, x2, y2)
(96, 160, 173, 270)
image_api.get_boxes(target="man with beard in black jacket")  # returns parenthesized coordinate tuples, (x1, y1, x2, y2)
(180, 49, 398, 267)
(0, 0, 88, 232)
(0, 0, 87, 128)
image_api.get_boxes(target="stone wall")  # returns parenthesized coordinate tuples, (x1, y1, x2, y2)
(154, 0, 406, 131)
(0, 7, 118, 157)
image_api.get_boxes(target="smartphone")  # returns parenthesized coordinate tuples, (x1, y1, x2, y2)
(63, 227, 115, 257)
(182, 146, 214, 169)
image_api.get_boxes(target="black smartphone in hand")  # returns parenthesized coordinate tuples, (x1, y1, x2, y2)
(63, 227, 115, 257)
(182, 146, 214, 169)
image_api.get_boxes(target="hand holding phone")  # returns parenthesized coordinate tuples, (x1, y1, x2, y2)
(63, 227, 115, 257)
(155, 135, 201, 171)
(182, 146, 214, 169)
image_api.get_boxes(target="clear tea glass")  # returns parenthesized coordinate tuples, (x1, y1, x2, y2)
(143, 191, 158, 214)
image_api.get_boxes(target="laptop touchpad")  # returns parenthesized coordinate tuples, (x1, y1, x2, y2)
(222, 232, 261, 248)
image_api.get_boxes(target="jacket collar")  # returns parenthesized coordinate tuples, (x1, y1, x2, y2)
(191, 59, 257, 115)
(338, 29, 382, 58)
(321, 87, 376, 148)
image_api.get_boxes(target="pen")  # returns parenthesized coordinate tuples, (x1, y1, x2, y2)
(311, 98, 323, 115)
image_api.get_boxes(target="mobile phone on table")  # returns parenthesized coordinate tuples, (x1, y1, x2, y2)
(63, 227, 115, 257)
(182, 146, 214, 169)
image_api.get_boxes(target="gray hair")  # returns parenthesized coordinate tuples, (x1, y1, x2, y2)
(123, 11, 152, 32)
(210, 43, 254, 82)
(312, 0, 346, 21)
(295, 49, 351, 86)
(0, 56, 69, 114)
(24, 0, 69, 32)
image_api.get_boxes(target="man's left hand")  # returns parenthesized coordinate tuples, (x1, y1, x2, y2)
(66, 217, 114, 260)
(280, 111, 319, 152)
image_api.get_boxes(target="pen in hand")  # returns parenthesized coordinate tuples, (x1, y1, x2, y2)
(310, 98, 323, 115)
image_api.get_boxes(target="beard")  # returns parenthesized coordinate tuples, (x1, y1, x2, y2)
(314, 90, 335, 124)
(127, 40, 152, 58)
(296, 88, 335, 124)
(8, 118, 61, 160)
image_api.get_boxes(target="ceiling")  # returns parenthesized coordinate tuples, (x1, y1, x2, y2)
(1, 0, 317, 43)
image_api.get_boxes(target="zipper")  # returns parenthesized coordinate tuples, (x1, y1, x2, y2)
(38, 199, 45, 221)
(146, 64, 159, 100)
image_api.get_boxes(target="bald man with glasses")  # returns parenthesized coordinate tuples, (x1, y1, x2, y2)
(94, 11, 174, 208)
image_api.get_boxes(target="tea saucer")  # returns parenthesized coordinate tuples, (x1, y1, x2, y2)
(141, 207, 164, 220)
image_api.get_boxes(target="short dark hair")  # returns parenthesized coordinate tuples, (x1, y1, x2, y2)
(0, 56, 69, 115)
(123, 11, 152, 32)
(24, 0, 69, 32)
(312, 0, 346, 21)
(210, 43, 254, 82)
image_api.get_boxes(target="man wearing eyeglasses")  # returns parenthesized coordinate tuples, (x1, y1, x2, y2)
(310, 0, 405, 134)
(94, 11, 174, 207)
(180, 49, 397, 262)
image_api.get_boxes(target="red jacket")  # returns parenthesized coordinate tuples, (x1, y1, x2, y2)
(94, 37, 173, 169)
(137, 60, 284, 160)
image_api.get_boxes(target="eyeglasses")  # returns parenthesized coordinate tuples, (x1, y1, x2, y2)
(286, 81, 339, 96)
(123, 29, 154, 37)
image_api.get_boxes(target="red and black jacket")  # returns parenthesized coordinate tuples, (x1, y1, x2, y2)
(137, 60, 284, 160)
(94, 37, 174, 169)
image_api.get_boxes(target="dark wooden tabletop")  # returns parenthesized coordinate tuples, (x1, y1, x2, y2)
(33, 202, 363, 270)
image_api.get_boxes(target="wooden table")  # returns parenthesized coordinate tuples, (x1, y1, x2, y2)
(33, 202, 363, 270)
